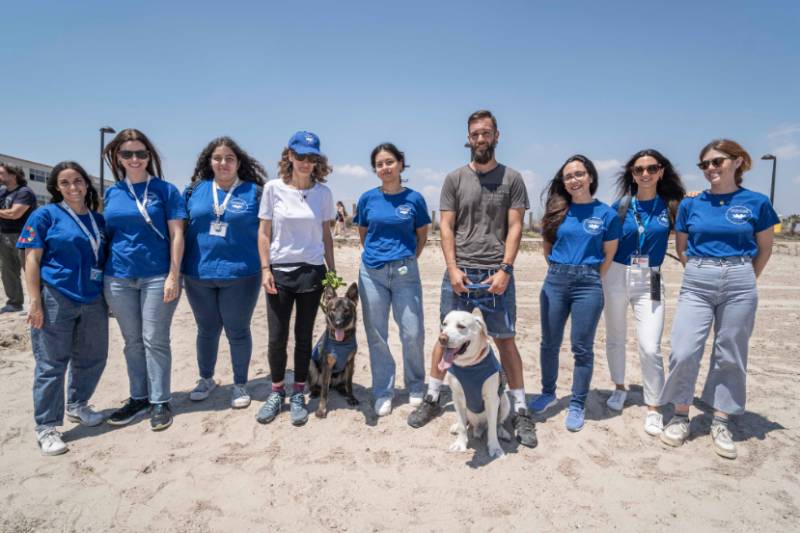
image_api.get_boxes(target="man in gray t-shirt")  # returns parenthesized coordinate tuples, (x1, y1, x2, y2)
(407, 110, 537, 449)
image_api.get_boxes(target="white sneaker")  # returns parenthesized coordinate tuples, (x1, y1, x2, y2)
(231, 385, 251, 409)
(660, 416, 690, 447)
(409, 392, 424, 407)
(36, 427, 68, 456)
(606, 389, 627, 411)
(189, 377, 217, 401)
(711, 424, 737, 459)
(374, 397, 392, 417)
(66, 403, 104, 427)
(644, 411, 663, 436)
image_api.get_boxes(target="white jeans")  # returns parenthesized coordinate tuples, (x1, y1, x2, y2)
(602, 261, 665, 406)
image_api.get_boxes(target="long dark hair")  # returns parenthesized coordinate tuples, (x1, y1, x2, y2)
(540, 154, 598, 244)
(47, 161, 100, 211)
(615, 149, 685, 223)
(103, 128, 164, 182)
(190, 136, 267, 185)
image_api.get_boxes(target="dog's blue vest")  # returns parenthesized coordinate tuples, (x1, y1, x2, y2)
(447, 348, 501, 414)
(312, 333, 357, 374)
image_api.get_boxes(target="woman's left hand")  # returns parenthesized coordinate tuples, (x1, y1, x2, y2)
(163, 273, 179, 303)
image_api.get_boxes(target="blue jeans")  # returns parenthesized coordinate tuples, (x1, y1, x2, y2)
(439, 268, 517, 339)
(539, 264, 604, 409)
(359, 257, 426, 400)
(104, 275, 179, 404)
(31, 284, 108, 430)
(184, 274, 261, 385)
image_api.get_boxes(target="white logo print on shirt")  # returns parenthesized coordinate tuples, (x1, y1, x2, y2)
(583, 217, 604, 235)
(725, 205, 752, 225)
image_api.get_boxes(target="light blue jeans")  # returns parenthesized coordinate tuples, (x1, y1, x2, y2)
(358, 257, 426, 401)
(104, 275, 179, 404)
(32, 284, 108, 430)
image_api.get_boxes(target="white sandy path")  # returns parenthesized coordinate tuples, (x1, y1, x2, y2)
(0, 244, 799, 532)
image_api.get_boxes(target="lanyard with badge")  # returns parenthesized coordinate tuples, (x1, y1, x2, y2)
(630, 197, 661, 301)
(210, 178, 240, 238)
(125, 176, 166, 240)
(60, 202, 104, 282)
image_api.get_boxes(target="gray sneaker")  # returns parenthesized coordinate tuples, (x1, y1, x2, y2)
(711, 423, 737, 459)
(660, 415, 690, 447)
(256, 391, 285, 424)
(290, 392, 308, 426)
(66, 403, 104, 427)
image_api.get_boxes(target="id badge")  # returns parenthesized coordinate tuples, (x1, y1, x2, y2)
(630, 255, 650, 269)
(90, 268, 103, 282)
(209, 221, 229, 237)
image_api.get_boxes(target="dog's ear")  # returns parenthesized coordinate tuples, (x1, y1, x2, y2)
(345, 282, 359, 304)
(472, 314, 488, 338)
(323, 284, 337, 304)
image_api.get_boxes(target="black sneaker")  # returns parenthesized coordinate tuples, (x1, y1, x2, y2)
(407, 394, 443, 428)
(513, 407, 538, 448)
(150, 403, 173, 431)
(107, 397, 150, 426)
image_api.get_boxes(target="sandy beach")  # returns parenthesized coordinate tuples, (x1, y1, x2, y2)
(1, 242, 799, 532)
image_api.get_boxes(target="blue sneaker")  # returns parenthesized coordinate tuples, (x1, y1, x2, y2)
(256, 391, 285, 424)
(289, 392, 309, 426)
(529, 393, 557, 414)
(565, 405, 585, 432)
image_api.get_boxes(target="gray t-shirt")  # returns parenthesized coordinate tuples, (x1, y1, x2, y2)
(439, 164, 529, 269)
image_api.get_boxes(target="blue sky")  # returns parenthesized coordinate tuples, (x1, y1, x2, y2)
(2, 0, 799, 215)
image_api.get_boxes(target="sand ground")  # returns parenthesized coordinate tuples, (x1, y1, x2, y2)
(1, 241, 799, 532)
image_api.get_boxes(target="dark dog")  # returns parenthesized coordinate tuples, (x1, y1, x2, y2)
(309, 282, 359, 418)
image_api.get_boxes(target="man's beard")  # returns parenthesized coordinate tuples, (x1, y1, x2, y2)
(470, 141, 497, 165)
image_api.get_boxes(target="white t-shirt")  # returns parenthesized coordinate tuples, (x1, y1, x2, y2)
(258, 179, 334, 266)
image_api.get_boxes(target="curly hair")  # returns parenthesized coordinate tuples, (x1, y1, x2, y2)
(0, 162, 27, 186)
(277, 148, 332, 184)
(103, 128, 164, 182)
(615, 149, 686, 223)
(190, 136, 267, 185)
(700, 139, 752, 186)
(46, 161, 100, 211)
(540, 154, 599, 244)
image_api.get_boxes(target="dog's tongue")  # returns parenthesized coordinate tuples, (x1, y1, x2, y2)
(438, 346, 460, 372)
(335, 328, 345, 342)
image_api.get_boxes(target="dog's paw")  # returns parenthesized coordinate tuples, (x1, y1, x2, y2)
(488, 445, 506, 459)
(449, 440, 468, 453)
(498, 426, 512, 442)
(315, 409, 328, 419)
(346, 396, 359, 406)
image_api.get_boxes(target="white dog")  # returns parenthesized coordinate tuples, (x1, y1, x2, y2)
(439, 310, 511, 459)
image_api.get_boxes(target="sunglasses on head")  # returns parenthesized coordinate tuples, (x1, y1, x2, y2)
(118, 150, 150, 160)
(632, 164, 663, 176)
(293, 153, 319, 163)
(697, 157, 731, 171)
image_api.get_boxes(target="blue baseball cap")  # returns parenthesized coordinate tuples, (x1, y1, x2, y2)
(288, 131, 321, 156)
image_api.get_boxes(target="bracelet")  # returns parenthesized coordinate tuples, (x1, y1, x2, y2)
(261, 265, 270, 270)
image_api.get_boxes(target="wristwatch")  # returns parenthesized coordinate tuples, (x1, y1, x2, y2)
(499, 263, 513, 274)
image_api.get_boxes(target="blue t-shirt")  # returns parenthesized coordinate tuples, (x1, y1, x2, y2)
(182, 180, 261, 279)
(548, 200, 621, 266)
(447, 348, 501, 414)
(675, 188, 779, 258)
(354, 187, 431, 269)
(103, 178, 186, 279)
(611, 196, 671, 267)
(16, 204, 106, 303)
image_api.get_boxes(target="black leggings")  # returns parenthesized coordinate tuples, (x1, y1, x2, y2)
(266, 288, 323, 384)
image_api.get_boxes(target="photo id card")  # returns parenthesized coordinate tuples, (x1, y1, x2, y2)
(630, 255, 650, 268)
(90, 268, 104, 282)
(210, 221, 229, 237)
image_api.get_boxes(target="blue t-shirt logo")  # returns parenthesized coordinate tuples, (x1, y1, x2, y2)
(228, 197, 248, 213)
(146, 192, 160, 205)
(583, 217, 604, 235)
(657, 208, 670, 227)
(725, 205, 752, 225)
(395, 204, 413, 220)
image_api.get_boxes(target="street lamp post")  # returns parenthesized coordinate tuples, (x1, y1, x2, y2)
(761, 154, 777, 206)
(99, 126, 116, 199)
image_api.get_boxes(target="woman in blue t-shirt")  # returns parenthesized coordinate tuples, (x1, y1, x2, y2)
(603, 150, 686, 436)
(530, 155, 620, 432)
(183, 137, 267, 410)
(660, 139, 778, 460)
(102, 129, 187, 432)
(18, 162, 108, 456)
(355, 143, 431, 417)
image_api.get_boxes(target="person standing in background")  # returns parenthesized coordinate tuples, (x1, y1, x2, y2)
(0, 162, 37, 313)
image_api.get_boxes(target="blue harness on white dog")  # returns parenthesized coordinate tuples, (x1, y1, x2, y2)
(312, 333, 357, 374)
(447, 348, 501, 414)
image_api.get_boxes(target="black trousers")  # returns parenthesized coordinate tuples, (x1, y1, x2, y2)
(266, 288, 323, 384)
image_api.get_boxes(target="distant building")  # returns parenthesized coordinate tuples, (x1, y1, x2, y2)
(0, 153, 114, 204)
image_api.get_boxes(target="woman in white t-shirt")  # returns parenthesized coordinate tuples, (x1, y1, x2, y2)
(256, 131, 336, 427)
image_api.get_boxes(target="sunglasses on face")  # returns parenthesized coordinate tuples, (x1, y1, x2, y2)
(697, 157, 731, 171)
(293, 153, 319, 163)
(632, 164, 663, 176)
(563, 170, 588, 182)
(118, 150, 150, 160)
